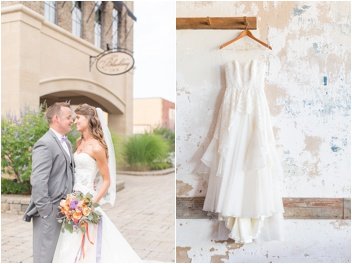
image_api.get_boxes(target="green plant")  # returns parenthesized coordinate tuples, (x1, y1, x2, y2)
(123, 133, 170, 171)
(152, 127, 175, 152)
(1, 178, 31, 194)
(111, 133, 128, 170)
(67, 126, 81, 150)
(1, 105, 81, 186)
(1, 107, 49, 183)
(150, 161, 173, 170)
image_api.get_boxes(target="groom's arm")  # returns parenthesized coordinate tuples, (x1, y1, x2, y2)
(31, 141, 53, 218)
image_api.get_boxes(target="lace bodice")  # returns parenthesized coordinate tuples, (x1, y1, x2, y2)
(73, 152, 98, 195)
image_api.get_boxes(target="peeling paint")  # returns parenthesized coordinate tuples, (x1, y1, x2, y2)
(331, 145, 341, 152)
(177, 219, 351, 262)
(330, 220, 351, 229)
(330, 137, 347, 153)
(265, 84, 288, 116)
(226, 241, 244, 250)
(177, 180, 193, 196)
(176, 246, 192, 263)
(303, 160, 321, 178)
(293, 5, 310, 16)
(210, 254, 229, 263)
(304, 135, 323, 157)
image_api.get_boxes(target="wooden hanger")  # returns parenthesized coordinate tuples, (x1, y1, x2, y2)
(220, 16, 272, 50)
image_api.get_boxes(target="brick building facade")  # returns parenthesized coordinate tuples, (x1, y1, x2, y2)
(2, 1, 136, 134)
(1, 1, 134, 50)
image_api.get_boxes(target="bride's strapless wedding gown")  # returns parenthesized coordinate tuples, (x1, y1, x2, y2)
(53, 152, 141, 263)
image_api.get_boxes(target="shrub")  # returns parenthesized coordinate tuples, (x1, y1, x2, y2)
(152, 127, 175, 152)
(123, 133, 170, 171)
(1, 105, 80, 190)
(1, 107, 48, 183)
(1, 178, 31, 195)
(150, 161, 173, 170)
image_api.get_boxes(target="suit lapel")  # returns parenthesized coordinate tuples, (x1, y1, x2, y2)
(48, 130, 71, 163)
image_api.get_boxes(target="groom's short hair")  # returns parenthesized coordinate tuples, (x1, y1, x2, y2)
(46, 102, 71, 124)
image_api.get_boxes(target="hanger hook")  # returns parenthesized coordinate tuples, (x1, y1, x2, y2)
(244, 16, 248, 30)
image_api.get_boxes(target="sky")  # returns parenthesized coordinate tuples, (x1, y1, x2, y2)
(133, 1, 176, 103)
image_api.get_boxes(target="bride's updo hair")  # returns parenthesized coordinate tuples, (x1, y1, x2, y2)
(75, 104, 108, 158)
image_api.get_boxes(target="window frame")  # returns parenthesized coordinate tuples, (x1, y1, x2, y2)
(44, 1, 57, 24)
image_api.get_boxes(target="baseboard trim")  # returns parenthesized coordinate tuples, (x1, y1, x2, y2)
(176, 197, 351, 219)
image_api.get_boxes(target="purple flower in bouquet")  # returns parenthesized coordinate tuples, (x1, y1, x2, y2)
(70, 200, 79, 210)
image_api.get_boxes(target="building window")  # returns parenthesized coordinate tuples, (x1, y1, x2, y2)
(72, 1, 82, 37)
(44, 1, 56, 24)
(94, 1, 102, 48)
(112, 8, 119, 49)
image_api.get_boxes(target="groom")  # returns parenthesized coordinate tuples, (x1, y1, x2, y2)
(23, 102, 75, 262)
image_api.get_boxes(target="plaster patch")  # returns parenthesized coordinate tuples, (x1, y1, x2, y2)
(210, 254, 229, 263)
(303, 159, 321, 178)
(226, 241, 244, 250)
(316, 2, 332, 24)
(304, 135, 323, 157)
(258, 1, 296, 40)
(265, 84, 287, 116)
(330, 220, 350, 229)
(326, 53, 344, 78)
(177, 180, 193, 196)
(176, 246, 192, 263)
(177, 85, 191, 96)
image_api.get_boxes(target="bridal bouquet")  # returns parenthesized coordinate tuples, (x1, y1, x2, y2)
(57, 191, 101, 233)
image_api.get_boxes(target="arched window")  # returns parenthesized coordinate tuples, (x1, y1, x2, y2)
(44, 1, 56, 24)
(94, 1, 102, 48)
(72, 1, 82, 37)
(112, 8, 119, 49)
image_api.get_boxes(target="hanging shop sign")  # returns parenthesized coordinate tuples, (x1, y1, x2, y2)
(90, 49, 134, 75)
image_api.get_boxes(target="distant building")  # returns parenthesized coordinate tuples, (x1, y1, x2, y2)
(2, 1, 136, 134)
(133, 98, 175, 134)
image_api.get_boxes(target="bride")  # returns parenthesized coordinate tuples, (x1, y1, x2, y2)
(53, 104, 141, 262)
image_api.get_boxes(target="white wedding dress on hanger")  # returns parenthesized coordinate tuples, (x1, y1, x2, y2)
(201, 60, 284, 243)
(53, 152, 141, 263)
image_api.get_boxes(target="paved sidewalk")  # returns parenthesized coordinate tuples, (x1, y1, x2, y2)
(1, 173, 175, 263)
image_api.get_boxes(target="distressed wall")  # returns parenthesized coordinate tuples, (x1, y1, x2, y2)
(176, 1, 351, 199)
(176, 1, 351, 262)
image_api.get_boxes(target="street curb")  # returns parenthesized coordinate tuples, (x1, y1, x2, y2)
(117, 167, 175, 176)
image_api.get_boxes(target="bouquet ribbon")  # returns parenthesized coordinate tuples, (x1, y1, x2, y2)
(74, 219, 103, 262)
(96, 218, 103, 262)
(75, 223, 94, 262)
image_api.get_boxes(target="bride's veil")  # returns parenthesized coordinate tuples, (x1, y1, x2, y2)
(95, 107, 117, 206)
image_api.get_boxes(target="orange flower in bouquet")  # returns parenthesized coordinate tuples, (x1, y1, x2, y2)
(57, 191, 101, 233)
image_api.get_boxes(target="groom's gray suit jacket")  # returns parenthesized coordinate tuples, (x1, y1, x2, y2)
(23, 129, 75, 263)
